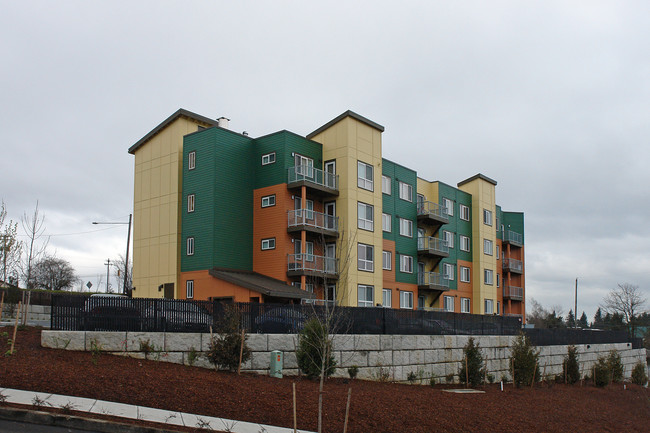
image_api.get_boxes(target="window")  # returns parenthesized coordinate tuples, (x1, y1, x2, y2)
(496, 273, 500, 287)
(261, 238, 276, 250)
(418, 295, 425, 309)
(443, 230, 454, 248)
(400, 291, 414, 309)
(444, 296, 454, 312)
(398, 181, 413, 202)
(357, 202, 374, 231)
(382, 251, 392, 270)
(442, 198, 454, 216)
(357, 161, 374, 191)
(399, 218, 413, 238)
(443, 263, 454, 281)
(382, 175, 391, 195)
(460, 204, 470, 221)
(497, 301, 500, 315)
(305, 283, 314, 293)
(460, 266, 470, 283)
(188, 151, 196, 170)
(295, 197, 314, 219)
(400, 255, 413, 273)
(261, 152, 276, 165)
(187, 194, 195, 213)
(383, 289, 392, 307)
(496, 217, 500, 231)
(358, 284, 374, 307)
(382, 213, 391, 232)
(305, 241, 314, 262)
(483, 209, 493, 226)
(186, 237, 194, 256)
(461, 297, 471, 313)
(496, 245, 500, 259)
(357, 243, 374, 272)
(261, 195, 276, 208)
(485, 299, 494, 314)
(186, 280, 194, 299)
(483, 239, 493, 255)
(484, 269, 493, 285)
(460, 235, 470, 252)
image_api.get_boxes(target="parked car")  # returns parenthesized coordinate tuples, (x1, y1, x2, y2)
(81, 294, 143, 331)
(253, 307, 308, 333)
(144, 301, 213, 332)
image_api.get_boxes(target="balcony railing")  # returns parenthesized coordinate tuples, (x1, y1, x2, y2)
(287, 209, 338, 237)
(503, 285, 524, 301)
(287, 254, 338, 278)
(417, 272, 450, 291)
(417, 236, 449, 258)
(502, 230, 523, 247)
(503, 258, 523, 274)
(287, 165, 339, 195)
(416, 201, 449, 225)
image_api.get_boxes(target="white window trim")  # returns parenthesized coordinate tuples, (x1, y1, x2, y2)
(460, 266, 470, 283)
(483, 209, 493, 226)
(400, 255, 413, 273)
(382, 250, 392, 270)
(400, 291, 414, 309)
(357, 161, 374, 191)
(382, 175, 391, 195)
(186, 280, 194, 299)
(357, 243, 374, 272)
(484, 269, 494, 285)
(188, 151, 196, 170)
(444, 231, 454, 248)
(261, 194, 276, 208)
(443, 198, 454, 216)
(187, 237, 194, 256)
(398, 181, 413, 202)
(485, 299, 494, 314)
(484, 239, 493, 256)
(357, 202, 374, 231)
(460, 235, 470, 252)
(460, 204, 470, 221)
(461, 297, 470, 313)
(443, 263, 454, 281)
(187, 194, 195, 213)
(399, 218, 413, 238)
(382, 289, 392, 308)
(261, 238, 276, 250)
(358, 284, 374, 307)
(444, 295, 454, 312)
(261, 152, 276, 165)
(382, 213, 391, 233)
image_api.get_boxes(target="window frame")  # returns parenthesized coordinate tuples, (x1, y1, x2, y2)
(357, 243, 374, 272)
(400, 254, 413, 274)
(261, 152, 276, 165)
(187, 194, 195, 213)
(483, 209, 493, 226)
(357, 161, 374, 191)
(398, 181, 413, 202)
(261, 194, 276, 208)
(460, 235, 470, 252)
(358, 284, 374, 307)
(444, 295, 454, 312)
(186, 237, 194, 256)
(443, 230, 454, 248)
(485, 299, 494, 314)
(484, 269, 494, 285)
(188, 151, 196, 170)
(357, 202, 374, 231)
(382, 289, 392, 308)
(382, 175, 391, 195)
(483, 239, 493, 256)
(460, 204, 470, 221)
(400, 291, 414, 309)
(460, 266, 470, 283)
(186, 280, 194, 299)
(399, 218, 413, 238)
(382, 213, 391, 232)
(261, 238, 276, 250)
(461, 297, 471, 313)
(382, 250, 392, 270)
(443, 263, 454, 281)
(442, 198, 454, 216)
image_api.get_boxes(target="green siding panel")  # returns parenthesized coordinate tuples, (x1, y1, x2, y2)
(437, 183, 473, 290)
(502, 211, 524, 245)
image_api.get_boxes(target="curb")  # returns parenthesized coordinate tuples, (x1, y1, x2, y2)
(0, 406, 185, 433)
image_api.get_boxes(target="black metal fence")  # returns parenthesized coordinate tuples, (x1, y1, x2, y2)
(523, 328, 642, 348)
(51, 294, 523, 336)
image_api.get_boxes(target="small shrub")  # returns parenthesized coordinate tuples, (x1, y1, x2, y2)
(187, 346, 200, 367)
(500, 374, 509, 383)
(139, 339, 154, 359)
(607, 350, 624, 383)
(347, 365, 359, 380)
(445, 373, 455, 384)
(89, 339, 102, 365)
(487, 373, 495, 384)
(376, 366, 391, 382)
(206, 307, 251, 372)
(510, 333, 540, 387)
(407, 371, 418, 384)
(296, 318, 336, 380)
(631, 362, 648, 386)
(563, 345, 580, 384)
(594, 355, 611, 387)
(429, 377, 437, 387)
(59, 402, 76, 414)
(459, 337, 485, 387)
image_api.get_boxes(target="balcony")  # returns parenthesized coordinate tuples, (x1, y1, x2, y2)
(287, 209, 338, 238)
(287, 254, 338, 279)
(287, 165, 339, 197)
(417, 201, 449, 226)
(502, 230, 523, 247)
(417, 236, 449, 259)
(503, 258, 523, 274)
(503, 285, 524, 301)
(417, 272, 450, 292)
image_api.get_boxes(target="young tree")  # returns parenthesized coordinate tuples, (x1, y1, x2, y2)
(0, 201, 22, 285)
(20, 202, 49, 289)
(601, 283, 647, 338)
(32, 255, 77, 291)
(565, 309, 575, 328)
(458, 337, 485, 387)
(592, 308, 604, 329)
(577, 312, 589, 328)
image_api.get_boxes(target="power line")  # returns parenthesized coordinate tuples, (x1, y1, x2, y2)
(15, 225, 120, 237)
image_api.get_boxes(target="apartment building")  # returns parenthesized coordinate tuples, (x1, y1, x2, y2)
(128, 109, 525, 318)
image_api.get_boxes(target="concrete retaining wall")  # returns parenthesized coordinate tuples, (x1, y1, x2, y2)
(1, 304, 51, 322)
(41, 331, 647, 383)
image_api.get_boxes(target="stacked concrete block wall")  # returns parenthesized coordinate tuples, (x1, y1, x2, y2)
(41, 331, 647, 383)
(1, 304, 51, 322)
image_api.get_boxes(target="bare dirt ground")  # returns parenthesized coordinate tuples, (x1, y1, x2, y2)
(1, 327, 649, 433)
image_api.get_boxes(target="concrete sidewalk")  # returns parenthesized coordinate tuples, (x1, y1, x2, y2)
(0, 388, 314, 433)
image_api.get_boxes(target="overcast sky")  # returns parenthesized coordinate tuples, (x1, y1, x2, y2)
(2, 1, 649, 320)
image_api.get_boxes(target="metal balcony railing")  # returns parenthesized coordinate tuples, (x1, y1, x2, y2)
(287, 165, 339, 192)
(503, 285, 524, 301)
(417, 272, 450, 291)
(416, 201, 449, 224)
(417, 236, 449, 257)
(502, 229, 523, 246)
(287, 209, 338, 234)
(503, 258, 523, 274)
(287, 254, 338, 276)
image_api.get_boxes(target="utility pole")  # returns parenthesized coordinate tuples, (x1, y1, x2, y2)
(574, 278, 578, 329)
(93, 214, 132, 295)
(105, 259, 111, 293)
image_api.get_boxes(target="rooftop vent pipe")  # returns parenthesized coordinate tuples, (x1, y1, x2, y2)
(217, 117, 230, 129)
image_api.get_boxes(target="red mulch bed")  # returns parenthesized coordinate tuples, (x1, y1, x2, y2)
(1, 327, 649, 433)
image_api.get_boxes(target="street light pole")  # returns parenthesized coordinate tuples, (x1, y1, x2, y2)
(93, 214, 132, 295)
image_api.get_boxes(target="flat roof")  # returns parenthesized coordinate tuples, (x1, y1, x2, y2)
(209, 268, 316, 300)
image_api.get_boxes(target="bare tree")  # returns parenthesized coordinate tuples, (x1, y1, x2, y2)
(0, 200, 22, 285)
(112, 254, 133, 294)
(21, 201, 49, 289)
(32, 254, 77, 291)
(601, 283, 647, 337)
